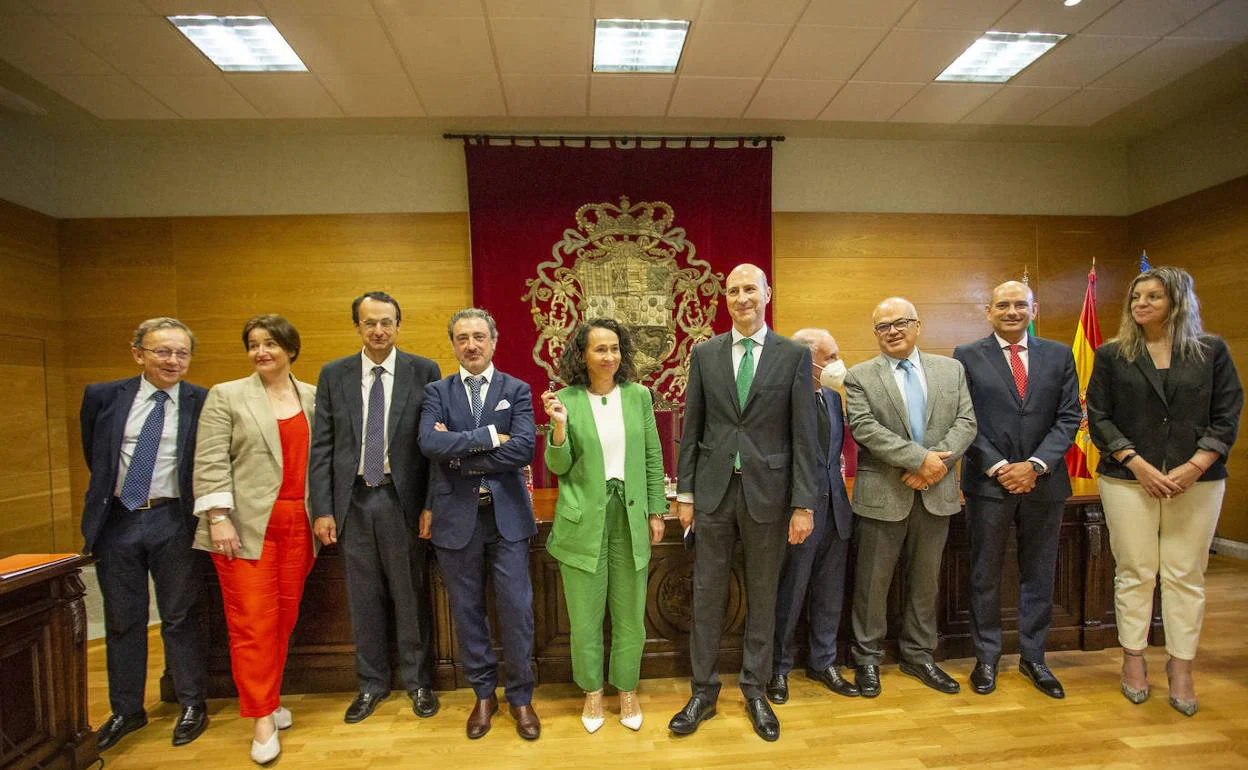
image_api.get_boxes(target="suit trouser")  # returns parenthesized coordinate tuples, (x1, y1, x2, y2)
(773, 515, 850, 675)
(435, 502, 535, 705)
(965, 493, 1062, 664)
(340, 481, 434, 694)
(558, 480, 647, 693)
(690, 474, 789, 701)
(212, 499, 315, 717)
(851, 495, 949, 666)
(1099, 476, 1224, 660)
(94, 498, 206, 716)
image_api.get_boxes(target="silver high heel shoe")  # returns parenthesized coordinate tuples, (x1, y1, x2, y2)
(1120, 649, 1150, 704)
(1166, 657, 1198, 717)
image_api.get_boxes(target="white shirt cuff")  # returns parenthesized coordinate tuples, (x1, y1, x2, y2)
(1028, 456, 1048, 473)
(676, 492, 694, 504)
(986, 460, 1008, 478)
(487, 424, 500, 448)
(194, 491, 234, 515)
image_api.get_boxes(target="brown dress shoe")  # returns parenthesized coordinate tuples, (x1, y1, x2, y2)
(509, 703, 541, 741)
(466, 695, 498, 740)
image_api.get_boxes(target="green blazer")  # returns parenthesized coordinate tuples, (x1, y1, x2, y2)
(544, 382, 668, 573)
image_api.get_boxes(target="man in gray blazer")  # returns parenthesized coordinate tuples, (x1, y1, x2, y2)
(844, 297, 976, 698)
(309, 291, 442, 724)
(668, 263, 818, 742)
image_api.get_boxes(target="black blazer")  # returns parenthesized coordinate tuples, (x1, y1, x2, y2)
(79, 376, 207, 553)
(817, 387, 853, 540)
(954, 334, 1082, 501)
(309, 349, 441, 532)
(1086, 335, 1243, 481)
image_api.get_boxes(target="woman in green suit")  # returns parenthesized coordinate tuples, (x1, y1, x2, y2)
(542, 319, 668, 734)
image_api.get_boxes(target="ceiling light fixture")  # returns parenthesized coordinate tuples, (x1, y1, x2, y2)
(935, 31, 1066, 83)
(593, 19, 690, 74)
(168, 15, 307, 72)
(1064, 0, 1083, 7)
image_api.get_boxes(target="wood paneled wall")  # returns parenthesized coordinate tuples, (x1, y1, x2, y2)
(0, 199, 70, 556)
(1128, 175, 1248, 541)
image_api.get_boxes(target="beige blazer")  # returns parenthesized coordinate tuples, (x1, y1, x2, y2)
(192, 372, 318, 560)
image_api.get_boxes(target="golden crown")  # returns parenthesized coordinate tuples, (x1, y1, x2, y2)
(575, 197, 674, 241)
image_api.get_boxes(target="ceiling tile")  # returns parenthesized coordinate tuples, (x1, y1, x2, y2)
(413, 74, 506, 115)
(993, 0, 1125, 35)
(30, 0, 149, 12)
(853, 28, 982, 82)
(1010, 34, 1157, 86)
(799, 0, 913, 27)
(486, 0, 590, 18)
(818, 81, 923, 121)
(259, 0, 375, 15)
(593, 0, 700, 20)
(1084, 0, 1220, 36)
(384, 16, 496, 76)
(374, 0, 483, 15)
(744, 78, 841, 119)
(1172, 0, 1248, 38)
(1093, 35, 1238, 88)
(50, 14, 216, 76)
(269, 15, 404, 75)
(0, 15, 115, 74)
(317, 74, 425, 116)
(960, 85, 1078, 123)
(666, 75, 758, 117)
(890, 81, 1000, 122)
(589, 73, 674, 115)
(491, 17, 589, 74)
(143, 0, 264, 13)
(503, 74, 587, 115)
(698, 0, 808, 25)
(224, 72, 344, 116)
(132, 74, 261, 117)
(1030, 86, 1147, 124)
(38, 74, 178, 118)
(768, 26, 886, 80)
(895, 0, 1019, 31)
(679, 22, 793, 77)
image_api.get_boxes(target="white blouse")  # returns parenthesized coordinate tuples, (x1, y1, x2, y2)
(588, 385, 626, 481)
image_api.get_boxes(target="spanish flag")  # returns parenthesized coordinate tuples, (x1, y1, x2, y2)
(1066, 264, 1102, 480)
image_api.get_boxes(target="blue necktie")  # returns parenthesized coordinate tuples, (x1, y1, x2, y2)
(466, 375, 491, 493)
(898, 359, 926, 445)
(363, 365, 386, 485)
(120, 390, 169, 510)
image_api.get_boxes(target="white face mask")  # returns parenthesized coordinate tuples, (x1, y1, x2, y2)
(817, 359, 847, 390)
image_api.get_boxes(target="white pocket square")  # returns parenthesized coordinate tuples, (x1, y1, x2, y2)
(495, 399, 510, 411)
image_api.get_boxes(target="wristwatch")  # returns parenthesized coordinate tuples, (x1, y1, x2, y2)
(1029, 460, 1045, 475)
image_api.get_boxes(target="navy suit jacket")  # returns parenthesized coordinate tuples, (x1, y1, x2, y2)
(419, 370, 537, 550)
(953, 334, 1081, 502)
(815, 387, 853, 541)
(79, 376, 207, 553)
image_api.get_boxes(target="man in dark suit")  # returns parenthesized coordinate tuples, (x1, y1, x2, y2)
(844, 297, 977, 698)
(767, 328, 858, 705)
(668, 263, 818, 743)
(418, 308, 540, 741)
(80, 317, 209, 751)
(309, 291, 441, 724)
(953, 281, 1081, 698)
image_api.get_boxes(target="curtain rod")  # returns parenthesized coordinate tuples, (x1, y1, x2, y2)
(442, 133, 784, 146)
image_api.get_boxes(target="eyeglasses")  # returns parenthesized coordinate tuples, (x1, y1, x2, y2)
(873, 318, 918, 335)
(138, 346, 192, 361)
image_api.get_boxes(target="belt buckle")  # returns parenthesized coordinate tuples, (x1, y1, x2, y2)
(478, 491, 493, 506)
(135, 498, 153, 510)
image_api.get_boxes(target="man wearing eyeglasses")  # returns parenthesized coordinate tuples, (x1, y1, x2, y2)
(843, 298, 976, 698)
(80, 317, 210, 751)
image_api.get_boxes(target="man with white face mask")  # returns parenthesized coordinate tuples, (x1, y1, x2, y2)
(766, 329, 857, 703)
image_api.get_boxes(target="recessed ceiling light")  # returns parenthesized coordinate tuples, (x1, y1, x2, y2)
(168, 16, 307, 72)
(1064, 0, 1083, 6)
(935, 31, 1066, 83)
(593, 19, 690, 74)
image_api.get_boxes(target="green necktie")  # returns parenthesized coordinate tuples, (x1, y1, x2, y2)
(735, 337, 755, 470)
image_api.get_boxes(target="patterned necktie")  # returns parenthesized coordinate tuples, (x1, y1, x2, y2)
(734, 338, 755, 471)
(898, 359, 926, 445)
(1007, 344, 1028, 399)
(466, 375, 485, 427)
(119, 390, 169, 510)
(363, 365, 386, 485)
(816, 390, 831, 460)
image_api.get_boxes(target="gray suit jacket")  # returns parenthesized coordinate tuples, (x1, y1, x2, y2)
(844, 351, 977, 521)
(677, 329, 818, 523)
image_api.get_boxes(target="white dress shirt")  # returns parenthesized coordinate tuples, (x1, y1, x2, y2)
(358, 347, 396, 475)
(986, 333, 1047, 476)
(115, 375, 180, 498)
(589, 384, 626, 481)
(457, 364, 501, 448)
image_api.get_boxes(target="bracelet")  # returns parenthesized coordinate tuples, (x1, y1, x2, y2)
(208, 513, 230, 525)
(1187, 460, 1209, 474)
(1118, 452, 1139, 466)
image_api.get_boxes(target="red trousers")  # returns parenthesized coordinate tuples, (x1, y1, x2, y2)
(212, 499, 314, 717)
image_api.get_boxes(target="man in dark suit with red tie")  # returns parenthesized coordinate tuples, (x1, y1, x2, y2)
(953, 281, 1081, 698)
(80, 317, 209, 751)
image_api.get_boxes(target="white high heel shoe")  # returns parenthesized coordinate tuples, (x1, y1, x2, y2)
(272, 706, 292, 730)
(250, 727, 280, 764)
(581, 689, 605, 734)
(619, 690, 643, 731)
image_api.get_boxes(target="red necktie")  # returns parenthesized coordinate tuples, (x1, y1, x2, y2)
(1007, 344, 1027, 399)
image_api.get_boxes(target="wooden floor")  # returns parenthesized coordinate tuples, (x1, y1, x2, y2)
(88, 556, 1248, 769)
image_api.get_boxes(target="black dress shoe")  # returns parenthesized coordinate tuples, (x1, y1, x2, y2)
(1019, 659, 1066, 699)
(344, 691, 389, 724)
(410, 687, 440, 718)
(807, 666, 860, 697)
(745, 697, 780, 742)
(171, 704, 208, 746)
(96, 712, 147, 752)
(668, 694, 717, 735)
(970, 660, 997, 695)
(855, 665, 881, 698)
(766, 673, 789, 705)
(900, 661, 960, 694)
